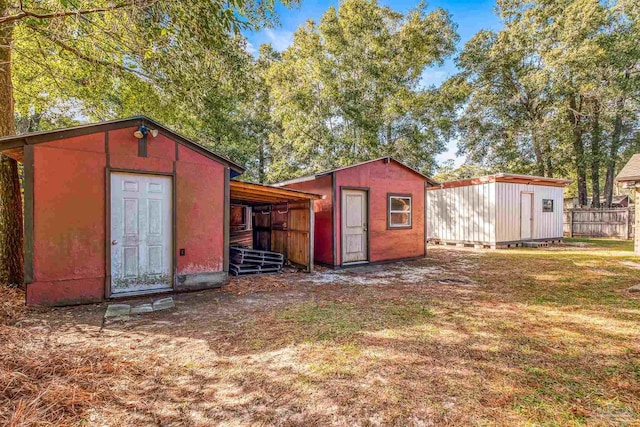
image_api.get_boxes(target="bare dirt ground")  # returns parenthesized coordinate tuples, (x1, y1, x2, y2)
(2, 239, 639, 426)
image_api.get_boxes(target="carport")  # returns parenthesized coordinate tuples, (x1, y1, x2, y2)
(229, 180, 322, 272)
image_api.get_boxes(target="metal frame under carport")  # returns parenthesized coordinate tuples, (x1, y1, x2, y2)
(229, 180, 323, 272)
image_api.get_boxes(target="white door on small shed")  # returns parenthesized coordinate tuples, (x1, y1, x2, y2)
(110, 173, 173, 295)
(342, 189, 368, 263)
(520, 192, 533, 240)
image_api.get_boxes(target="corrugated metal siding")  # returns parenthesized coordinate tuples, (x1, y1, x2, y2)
(426, 182, 496, 244)
(495, 183, 564, 242)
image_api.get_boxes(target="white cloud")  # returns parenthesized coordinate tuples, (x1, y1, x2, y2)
(244, 40, 257, 56)
(263, 29, 294, 52)
(436, 138, 465, 168)
(419, 69, 448, 88)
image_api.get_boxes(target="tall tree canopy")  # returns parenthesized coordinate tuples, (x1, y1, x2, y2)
(451, 0, 640, 206)
(3, 0, 639, 285)
(263, 0, 460, 181)
(0, 0, 294, 284)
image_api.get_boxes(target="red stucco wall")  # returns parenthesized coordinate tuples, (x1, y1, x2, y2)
(26, 126, 228, 306)
(283, 175, 334, 265)
(335, 159, 426, 265)
(109, 127, 174, 173)
(176, 145, 225, 274)
(283, 160, 427, 267)
(28, 137, 107, 306)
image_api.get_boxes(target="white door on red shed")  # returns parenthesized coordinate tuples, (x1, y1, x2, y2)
(110, 173, 173, 295)
(520, 192, 533, 240)
(342, 189, 368, 263)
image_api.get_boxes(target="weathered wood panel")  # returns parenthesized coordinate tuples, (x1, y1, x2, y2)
(287, 202, 311, 269)
(281, 175, 333, 266)
(229, 229, 252, 247)
(245, 201, 313, 271)
(271, 230, 288, 255)
(230, 205, 252, 247)
(563, 207, 635, 239)
(253, 205, 271, 251)
(270, 203, 288, 258)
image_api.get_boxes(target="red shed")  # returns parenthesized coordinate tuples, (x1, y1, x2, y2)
(276, 157, 437, 267)
(0, 116, 244, 306)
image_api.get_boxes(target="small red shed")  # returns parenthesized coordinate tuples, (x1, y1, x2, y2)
(0, 116, 244, 306)
(276, 157, 437, 267)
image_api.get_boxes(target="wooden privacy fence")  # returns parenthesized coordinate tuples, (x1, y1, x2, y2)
(563, 207, 635, 239)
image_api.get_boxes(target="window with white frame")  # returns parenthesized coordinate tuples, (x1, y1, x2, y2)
(388, 194, 412, 228)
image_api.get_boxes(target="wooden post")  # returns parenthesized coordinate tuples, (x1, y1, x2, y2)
(625, 206, 631, 240)
(635, 188, 640, 256)
(308, 200, 314, 273)
(569, 209, 574, 238)
(223, 167, 230, 273)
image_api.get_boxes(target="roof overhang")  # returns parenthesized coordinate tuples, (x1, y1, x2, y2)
(273, 156, 438, 187)
(428, 173, 572, 190)
(616, 154, 640, 184)
(618, 180, 640, 189)
(230, 180, 323, 205)
(0, 116, 245, 176)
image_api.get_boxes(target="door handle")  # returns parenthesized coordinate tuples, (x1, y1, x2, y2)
(112, 240, 118, 245)
(363, 223, 368, 231)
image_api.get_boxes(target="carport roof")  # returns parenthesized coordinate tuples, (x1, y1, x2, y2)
(230, 180, 323, 205)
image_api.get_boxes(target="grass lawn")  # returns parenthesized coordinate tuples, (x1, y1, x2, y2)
(1, 239, 639, 426)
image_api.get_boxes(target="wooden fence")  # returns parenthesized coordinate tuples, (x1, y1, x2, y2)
(563, 207, 635, 239)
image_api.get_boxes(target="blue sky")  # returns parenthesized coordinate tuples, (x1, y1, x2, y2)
(244, 0, 502, 168)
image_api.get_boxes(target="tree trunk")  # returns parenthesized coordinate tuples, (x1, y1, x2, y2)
(0, 7, 25, 286)
(590, 99, 602, 208)
(604, 97, 625, 207)
(544, 140, 554, 177)
(569, 95, 588, 206)
(258, 139, 265, 184)
(531, 129, 545, 176)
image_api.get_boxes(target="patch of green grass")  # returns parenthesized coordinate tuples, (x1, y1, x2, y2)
(277, 300, 434, 342)
(532, 295, 557, 305)
(280, 302, 363, 340)
(565, 237, 634, 251)
(387, 302, 435, 322)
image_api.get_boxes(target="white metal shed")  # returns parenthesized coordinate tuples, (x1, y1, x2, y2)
(426, 174, 572, 248)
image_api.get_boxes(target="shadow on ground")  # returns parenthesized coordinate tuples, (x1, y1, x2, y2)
(3, 240, 640, 425)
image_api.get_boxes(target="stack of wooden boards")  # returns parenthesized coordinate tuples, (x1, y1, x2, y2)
(229, 246, 285, 276)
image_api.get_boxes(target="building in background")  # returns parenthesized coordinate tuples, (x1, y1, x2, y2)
(427, 174, 571, 248)
(277, 157, 437, 267)
(616, 154, 640, 255)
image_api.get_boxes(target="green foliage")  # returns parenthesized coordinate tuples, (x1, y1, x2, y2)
(263, 0, 459, 181)
(9, 0, 296, 154)
(433, 160, 492, 183)
(7, 0, 638, 195)
(450, 0, 639, 205)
